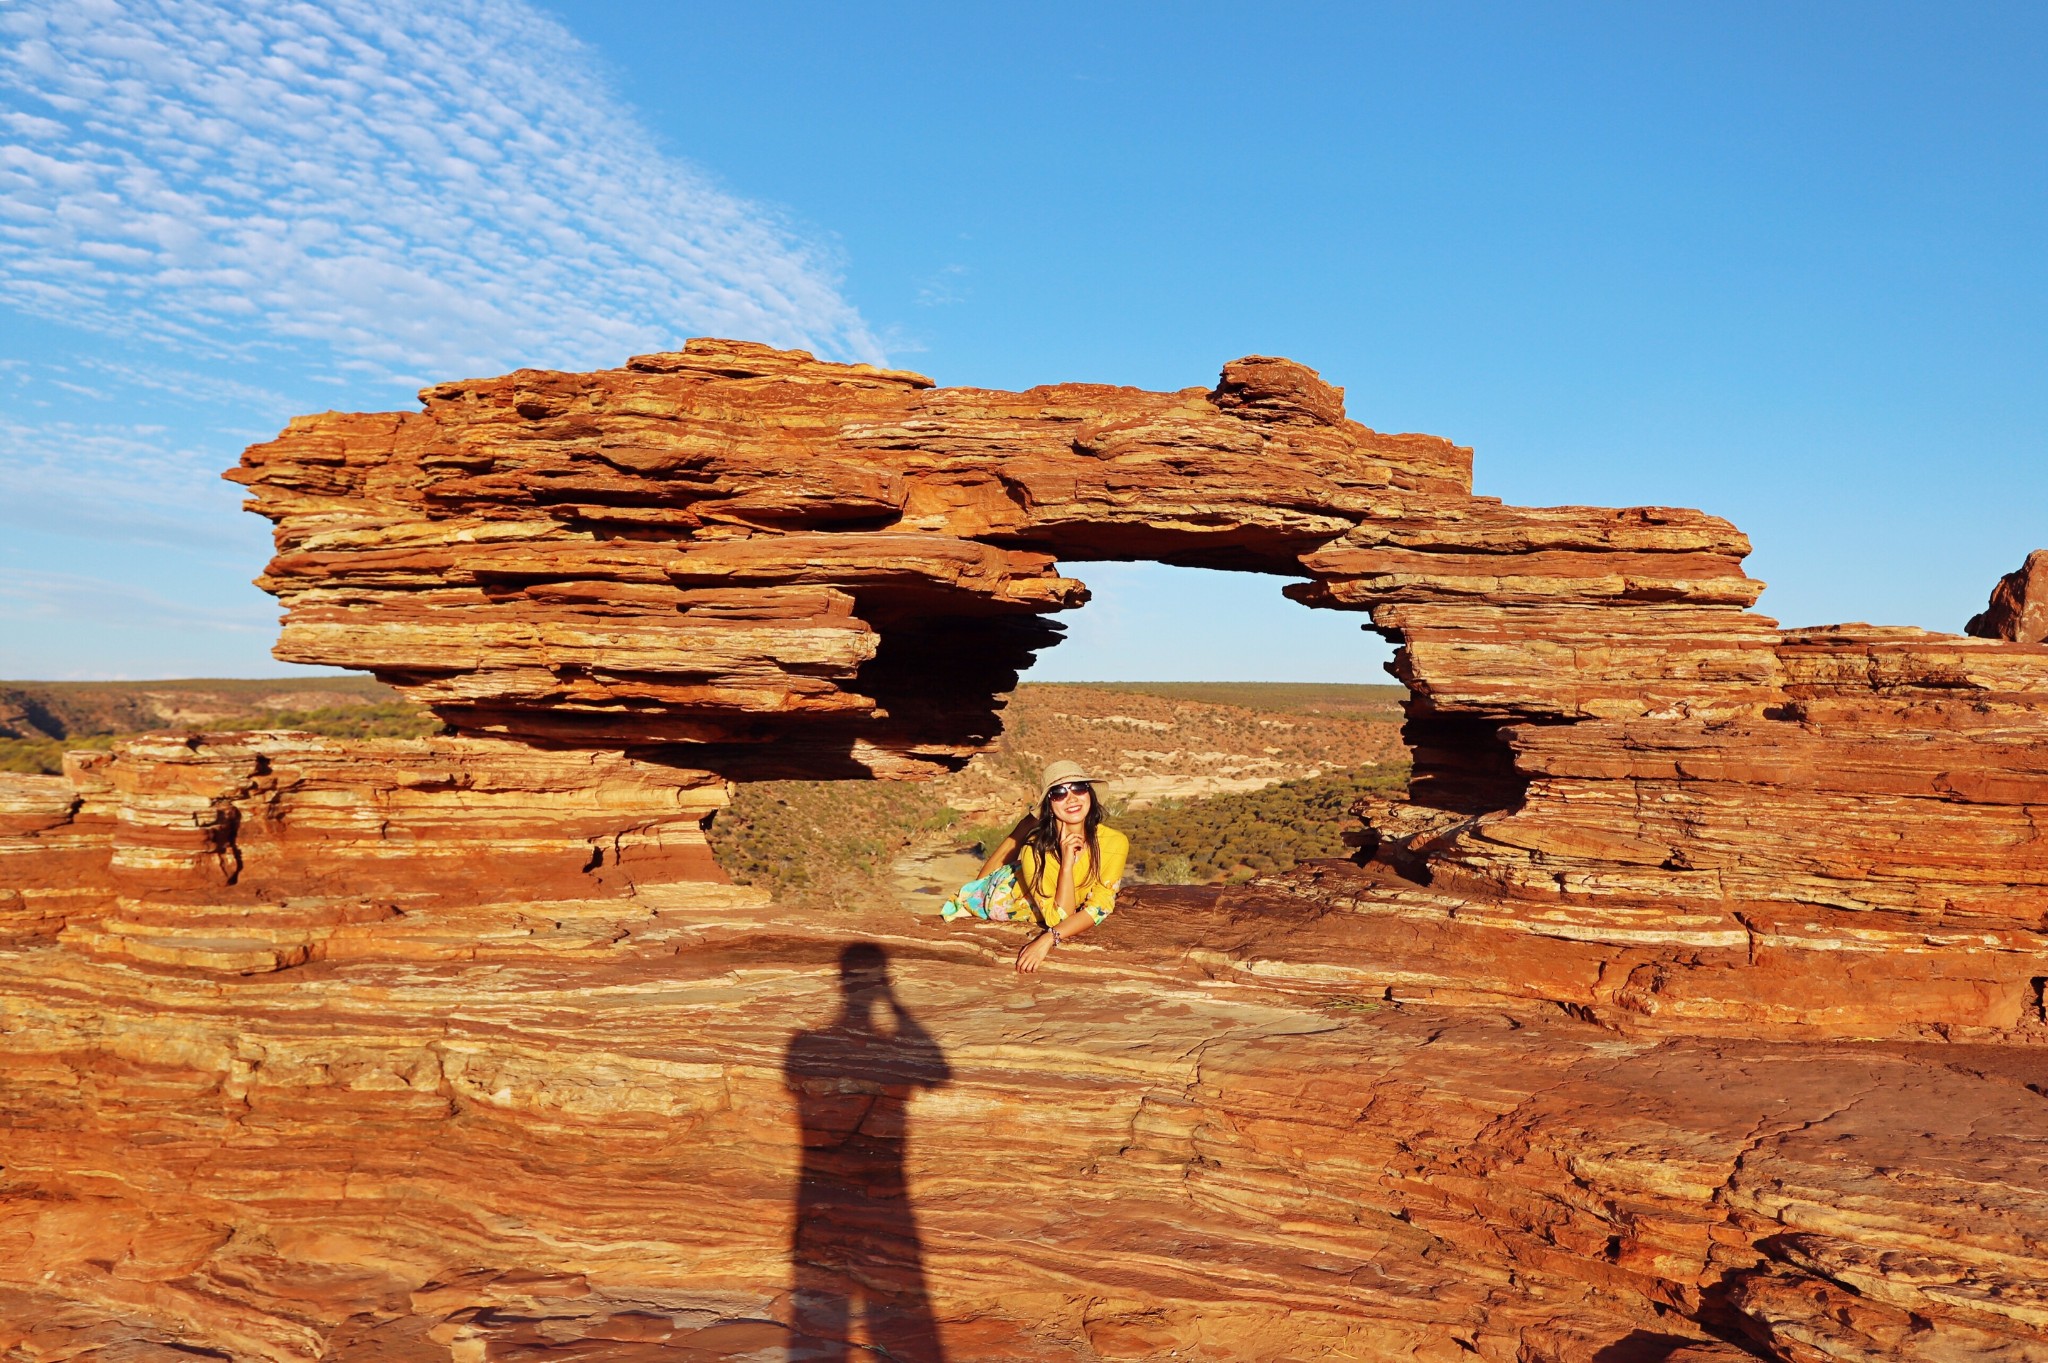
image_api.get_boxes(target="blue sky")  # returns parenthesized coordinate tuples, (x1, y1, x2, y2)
(2, 1, 2041, 682)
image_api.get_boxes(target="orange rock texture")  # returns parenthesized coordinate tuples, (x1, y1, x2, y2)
(1968, 547, 2048, 643)
(4, 339, 2047, 1361)
(224, 341, 1467, 773)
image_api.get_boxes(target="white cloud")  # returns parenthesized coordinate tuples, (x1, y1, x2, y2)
(0, 0, 883, 387)
(916, 263, 972, 307)
(0, 409, 224, 497)
(73, 355, 299, 417)
(0, 411, 252, 549)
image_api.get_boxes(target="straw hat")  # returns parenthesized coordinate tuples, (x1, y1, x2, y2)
(1038, 759, 1100, 799)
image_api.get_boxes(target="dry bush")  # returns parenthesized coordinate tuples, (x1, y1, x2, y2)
(1119, 765, 1409, 885)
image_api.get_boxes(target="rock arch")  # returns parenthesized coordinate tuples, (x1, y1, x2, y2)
(230, 339, 1759, 797)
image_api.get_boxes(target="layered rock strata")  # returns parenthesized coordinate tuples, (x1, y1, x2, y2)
(4, 340, 2048, 1359)
(1969, 548, 2048, 643)
(1320, 623, 2048, 1041)
(2, 734, 734, 972)
(225, 341, 1469, 773)
(4, 898, 2046, 1362)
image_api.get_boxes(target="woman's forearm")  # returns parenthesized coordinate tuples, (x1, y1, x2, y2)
(1051, 909, 1097, 941)
(1049, 861, 1112, 943)
(1053, 858, 1077, 919)
(1017, 892, 1096, 972)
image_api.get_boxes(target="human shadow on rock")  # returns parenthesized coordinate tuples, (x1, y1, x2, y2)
(784, 943, 952, 1361)
(1590, 1330, 1747, 1362)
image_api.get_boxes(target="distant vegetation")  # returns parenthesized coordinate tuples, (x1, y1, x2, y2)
(1118, 765, 1407, 885)
(0, 675, 397, 735)
(256, 703, 441, 742)
(0, 734, 121, 776)
(0, 677, 438, 774)
(1067, 681, 1407, 721)
(712, 779, 961, 911)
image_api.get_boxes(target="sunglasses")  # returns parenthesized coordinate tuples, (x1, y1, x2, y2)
(1046, 782, 1091, 800)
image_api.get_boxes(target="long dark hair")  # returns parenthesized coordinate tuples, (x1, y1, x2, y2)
(1023, 782, 1105, 887)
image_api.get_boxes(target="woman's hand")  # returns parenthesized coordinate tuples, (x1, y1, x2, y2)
(1015, 929, 1059, 974)
(1058, 826, 1087, 863)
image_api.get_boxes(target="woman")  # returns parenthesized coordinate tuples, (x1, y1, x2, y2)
(941, 760, 1130, 974)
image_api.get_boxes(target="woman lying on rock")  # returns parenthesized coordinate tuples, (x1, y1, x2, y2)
(941, 760, 1129, 974)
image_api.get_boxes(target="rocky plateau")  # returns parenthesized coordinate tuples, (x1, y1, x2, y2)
(2, 339, 2046, 1362)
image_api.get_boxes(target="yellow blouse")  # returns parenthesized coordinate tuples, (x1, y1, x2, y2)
(1014, 826, 1130, 927)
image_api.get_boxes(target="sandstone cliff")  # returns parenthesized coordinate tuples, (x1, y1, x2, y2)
(3, 341, 2046, 1361)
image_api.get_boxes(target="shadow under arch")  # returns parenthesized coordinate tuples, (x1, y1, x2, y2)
(783, 942, 952, 1361)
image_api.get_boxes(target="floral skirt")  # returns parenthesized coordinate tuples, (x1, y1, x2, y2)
(939, 864, 1037, 925)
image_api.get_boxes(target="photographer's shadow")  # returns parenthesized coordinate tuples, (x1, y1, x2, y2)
(783, 943, 952, 1362)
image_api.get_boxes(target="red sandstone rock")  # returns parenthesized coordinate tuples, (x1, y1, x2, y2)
(12, 732, 735, 974)
(3, 899, 2046, 1360)
(0, 757, 116, 944)
(226, 338, 1474, 771)
(5, 341, 2048, 1359)
(1967, 547, 2048, 643)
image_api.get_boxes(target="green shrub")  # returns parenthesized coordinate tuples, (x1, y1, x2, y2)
(0, 734, 117, 775)
(708, 778, 960, 911)
(258, 703, 442, 739)
(0, 699, 438, 775)
(1119, 765, 1409, 885)
(961, 820, 1017, 859)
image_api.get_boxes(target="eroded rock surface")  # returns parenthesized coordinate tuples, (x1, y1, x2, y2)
(224, 340, 1466, 773)
(1968, 548, 2048, 643)
(4, 341, 2048, 1360)
(3, 898, 2045, 1361)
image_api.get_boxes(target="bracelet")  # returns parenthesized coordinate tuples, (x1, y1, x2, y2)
(1046, 927, 1064, 948)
